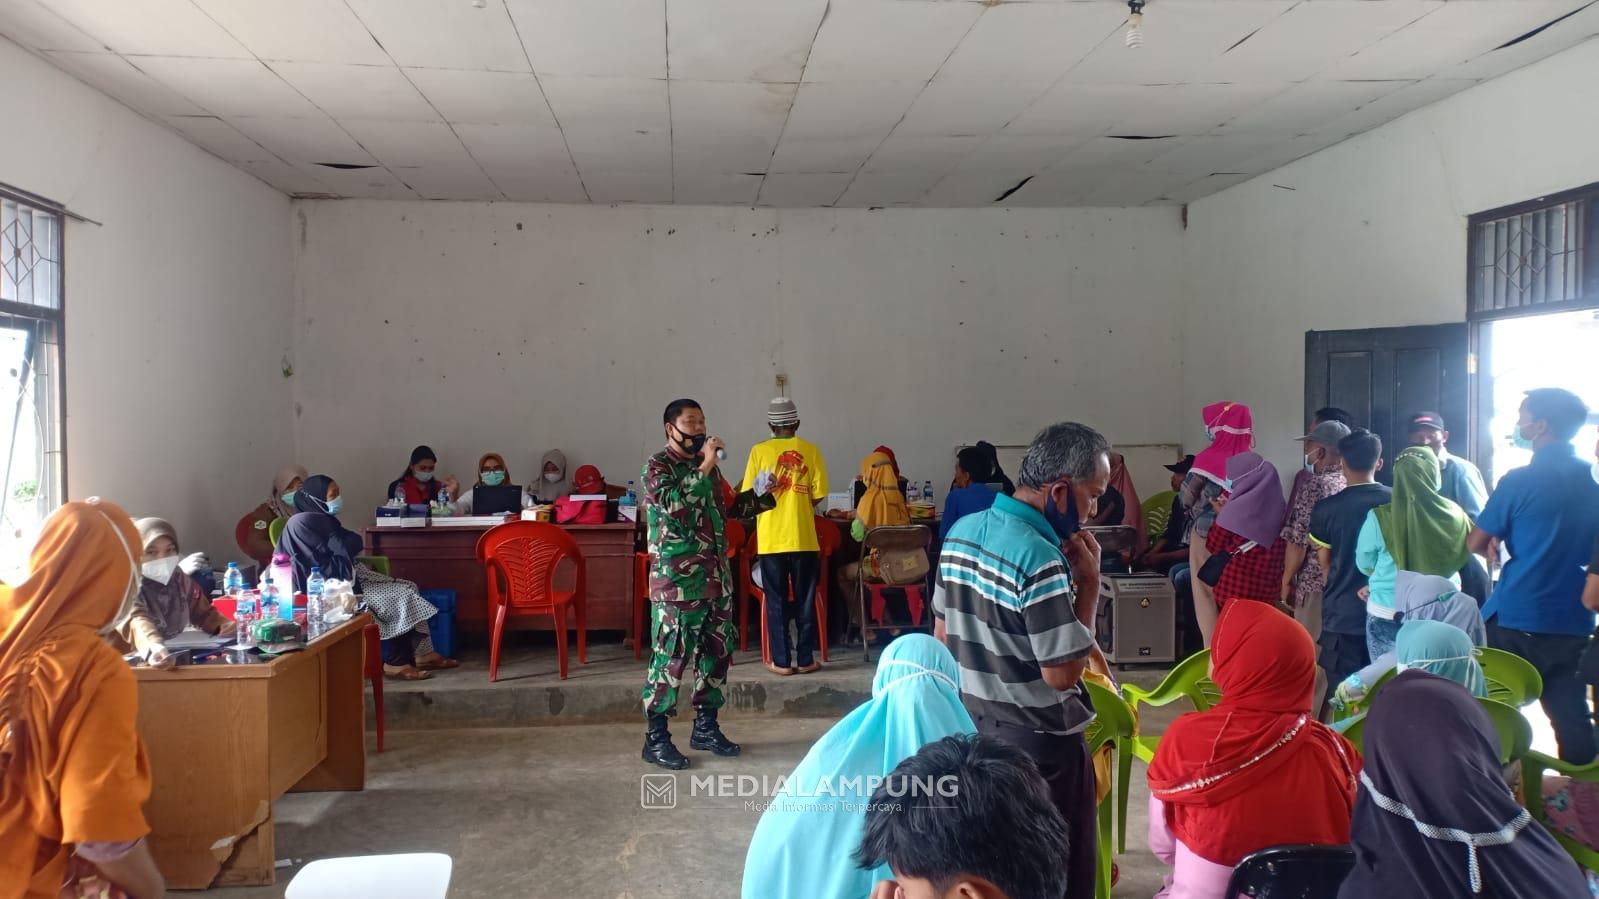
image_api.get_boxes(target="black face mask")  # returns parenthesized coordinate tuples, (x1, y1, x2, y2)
(673, 427, 707, 457)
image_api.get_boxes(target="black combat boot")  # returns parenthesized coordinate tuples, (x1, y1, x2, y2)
(689, 707, 742, 757)
(642, 713, 690, 769)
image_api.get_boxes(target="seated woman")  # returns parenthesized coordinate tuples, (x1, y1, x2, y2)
(452, 452, 535, 514)
(837, 451, 913, 639)
(1339, 670, 1587, 898)
(854, 445, 909, 505)
(740, 634, 974, 899)
(1204, 452, 1288, 605)
(2, 500, 167, 899)
(1147, 600, 1360, 898)
(280, 475, 457, 679)
(386, 445, 458, 506)
(236, 464, 308, 567)
(940, 446, 999, 540)
(1334, 571, 1485, 710)
(539, 449, 572, 501)
(108, 518, 231, 667)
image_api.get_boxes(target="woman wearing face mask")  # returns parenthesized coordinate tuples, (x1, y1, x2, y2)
(1, 499, 168, 899)
(236, 464, 309, 567)
(108, 518, 231, 668)
(386, 445, 459, 506)
(1182, 402, 1254, 647)
(1204, 451, 1288, 609)
(451, 453, 536, 515)
(279, 476, 456, 679)
(539, 449, 573, 502)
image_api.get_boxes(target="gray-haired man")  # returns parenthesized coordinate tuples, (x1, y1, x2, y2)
(933, 421, 1111, 899)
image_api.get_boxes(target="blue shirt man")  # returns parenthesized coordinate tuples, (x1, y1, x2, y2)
(1471, 389, 1599, 763)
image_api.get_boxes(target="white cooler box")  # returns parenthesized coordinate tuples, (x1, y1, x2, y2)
(1095, 572, 1176, 665)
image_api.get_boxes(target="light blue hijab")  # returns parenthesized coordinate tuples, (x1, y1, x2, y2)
(1397, 619, 1487, 697)
(740, 634, 975, 899)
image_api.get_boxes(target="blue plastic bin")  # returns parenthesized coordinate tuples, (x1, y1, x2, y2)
(420, 589, 457, 658)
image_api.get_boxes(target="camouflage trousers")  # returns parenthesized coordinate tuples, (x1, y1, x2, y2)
(641, 593, 736, 717)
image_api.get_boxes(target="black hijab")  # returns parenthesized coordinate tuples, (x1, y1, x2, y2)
(976, 441, 1015, 496)
(278, 475, 362, 591)
(1338, 671, 1586, 899)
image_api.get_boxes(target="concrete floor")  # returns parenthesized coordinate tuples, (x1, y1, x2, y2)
(205, 718, 1172, 899)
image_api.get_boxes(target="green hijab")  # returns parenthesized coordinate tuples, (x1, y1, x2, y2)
(1375, 446, 1472, 576)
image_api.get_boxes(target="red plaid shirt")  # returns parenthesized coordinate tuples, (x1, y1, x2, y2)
(1206, 525, 1287, 605)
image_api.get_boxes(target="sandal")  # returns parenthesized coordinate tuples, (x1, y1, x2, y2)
(415, 653, 461, 671)
(383, 664, 432, 681)
(765, 662, 796, 677)
(795, 661, 823, 674)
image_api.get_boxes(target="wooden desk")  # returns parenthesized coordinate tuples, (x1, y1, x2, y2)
(134, 615, 369, 889)
(363, 522, 636, 635)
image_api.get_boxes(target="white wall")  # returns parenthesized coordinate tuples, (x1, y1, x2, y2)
(1183, 36, 1599, 474)
(0, 38, 292, 556)
(292, 202, 1185, 518)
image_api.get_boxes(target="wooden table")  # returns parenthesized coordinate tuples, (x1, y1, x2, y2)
(134, 615, 369, 889)
(363, 522, 637, 636)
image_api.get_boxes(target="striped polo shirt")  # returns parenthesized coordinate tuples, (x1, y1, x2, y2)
(934, 493, 1097, 735)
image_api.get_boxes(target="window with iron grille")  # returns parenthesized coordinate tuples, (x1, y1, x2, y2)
(1468, 183, 1599, 321)
(1, 187, 65, 545)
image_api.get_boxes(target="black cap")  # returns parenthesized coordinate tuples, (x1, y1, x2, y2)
(1407, 412, 1447, 432)
(1164, 454, 1196, 474)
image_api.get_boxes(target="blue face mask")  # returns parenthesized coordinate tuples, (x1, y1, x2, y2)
(413, 469, 435, 483)
(1511, 426, 1535, 450)
(326, 497, 344, 516)
(1043, 483, 1080, 540)
(281, 490, 297, 508)
(481, 470, 506, 487)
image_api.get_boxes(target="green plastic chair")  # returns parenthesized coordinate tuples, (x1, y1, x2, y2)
(356, 555, 391, 576)
(1331, 666, 1398, 724)
(1524, 751, 1599, 873)
(1142, 490, 1175, 547)
(1344, 697, 1531, 766)
(1479, 647, 1543, 707)
(1083, 681, 1141, 899)
(1123, 649, 1220, 715)
(268, 517, 287, 547)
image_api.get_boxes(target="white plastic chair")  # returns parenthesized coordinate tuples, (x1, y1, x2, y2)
(286, 853, 452, 899)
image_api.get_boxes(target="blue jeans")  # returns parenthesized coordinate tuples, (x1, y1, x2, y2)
(1366, 614, 1401, 661)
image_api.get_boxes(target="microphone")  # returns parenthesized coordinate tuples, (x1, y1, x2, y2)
(715, 448, 727, 461)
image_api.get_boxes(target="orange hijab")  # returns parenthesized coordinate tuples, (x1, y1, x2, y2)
(1, 500, 154, 898)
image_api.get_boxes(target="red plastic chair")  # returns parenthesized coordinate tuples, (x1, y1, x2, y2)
(633, 549, 650, 662)
(637, 520, 748, 661)
(477, 521, 588, 681)
(753, 516, 839, 666)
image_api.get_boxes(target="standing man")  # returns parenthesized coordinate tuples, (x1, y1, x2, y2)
(934, 422, 1109, 899)
(1309, 429, 1390, 708)
(1470, 388, 1599, 764)
(742, 397, 829, 676)
(1405, 412, 1488, 519)
(1281, 420, 1350, 704)
(640, 398, 748, 769)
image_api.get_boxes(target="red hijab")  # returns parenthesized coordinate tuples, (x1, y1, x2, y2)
(1191, 402, 1254, 488)
(1147, 601, 1360, 865)
(873, 446, 901, 480)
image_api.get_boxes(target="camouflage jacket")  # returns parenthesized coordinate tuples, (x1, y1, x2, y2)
(643, 449, 731, 604)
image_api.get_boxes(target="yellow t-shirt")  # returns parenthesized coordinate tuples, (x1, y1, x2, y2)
(742, 436, 829, 555)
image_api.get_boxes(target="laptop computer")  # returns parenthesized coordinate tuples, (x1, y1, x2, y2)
(472, 484, 523, 515)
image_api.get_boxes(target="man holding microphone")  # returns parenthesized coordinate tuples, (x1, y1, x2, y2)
(640, 398, 771, 769)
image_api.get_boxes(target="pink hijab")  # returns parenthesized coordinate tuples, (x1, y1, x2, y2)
(1192, 402, 1254, 487)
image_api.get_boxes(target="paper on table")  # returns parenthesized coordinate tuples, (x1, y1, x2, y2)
(164, 628, 229, 650)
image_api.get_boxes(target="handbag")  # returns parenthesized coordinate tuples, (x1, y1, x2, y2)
(553, 495, 606, 525)
(1197, 540, 1257, 587)
(864, 546, 931, 586)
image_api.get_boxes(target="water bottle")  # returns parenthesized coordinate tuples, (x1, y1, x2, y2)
(259, 572, 281, 624)
(393, 484, 406, 507)
(225, 563, 252, 646)
(907, 480, 921, 502)
(306, 566, 325, 638)
(622, 480, 638, 508)
(923, 480, 935, 507)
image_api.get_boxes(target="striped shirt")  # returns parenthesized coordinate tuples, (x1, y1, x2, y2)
(934, 493, 1097, 735)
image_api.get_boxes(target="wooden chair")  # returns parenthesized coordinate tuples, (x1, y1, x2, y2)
(854, 524, 934, 663)
(354, 554, 390, 752)
(476, 522, 588, 681)
(752, 515, 840, 667)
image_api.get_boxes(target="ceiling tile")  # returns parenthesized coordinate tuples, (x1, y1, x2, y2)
(341, 119, 476, 167)
(38, 0, 250, 57)
(305, 164, 418, 199)
(0, 0, 104, 52)
(673, 173, 762, 205)
(780, 81, 922, 140)
(1163, 172, 1256, 204)
(670, 80, 795, 138)
(163, 114, 277, 162)
(1004, 167, 1111, 207)
(228, 115, 375, 165)
(507, 0, 666, 78)
(1196, 1, 1443, 83)
(836, 171, 942, 207)
(1310, 77, 1477, 136)
(1005, 84, 1150, 137)
(947, 134, 1090, 177)
(1439, 1, 1599, 80)
(585, 169, 673, 204)
(1235, 132, 1351, 175)
(236, 159, 331, 195)
(894, 78, 1052, 137)
(1066, 0, 1296, 86)
(490, 166, 589, 203)
(1112, 83, 1289, 136)
(43, 51, 205, 116)
(934, 3, 1127, 84)
(135, 57, 319, 117)
(1143, 134, 1283, 178)
(921, 172, 1024, 207)
(1322, 0, 1589, 81)
(667, 0, 828, 82)
(270, 62, 436, 121)
(455, 123, 574, 170)
(768, 136, 883, 173)
(344, 0, 530, 72)
(803, 0, 981, 83)
(406, 69, 556, 126)
(393, 166, 503, 201)
(193, 0, 388, 65)
(539, 75, 670, 132)
(563, 127, 671, 173)
(862, 134, 981, 173)
(1222, 80, 1411, 136)
(1051, 135, 1191, 170)
(672, 130, 780, 176)
(757, 172, 851, 207)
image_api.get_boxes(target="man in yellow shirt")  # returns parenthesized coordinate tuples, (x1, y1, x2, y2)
(742, 397, 830, 675)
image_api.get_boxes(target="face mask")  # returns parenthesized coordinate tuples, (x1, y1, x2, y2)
(281, 490, 298, 508)
(1304, 455, 1316, 474)
(481, 471, 506, 487)
(413, 469, 435, 483)
(142, 556, 179, 584)
(326, 497, 344, 516)
(1511, 426, 1535, 451)
(1043, 482, 1080, 540)
(674, 427, 707, 457)
(545, 471, 562, 483)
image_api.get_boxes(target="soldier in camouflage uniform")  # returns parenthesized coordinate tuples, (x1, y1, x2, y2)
(640, 398, 770, 768)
